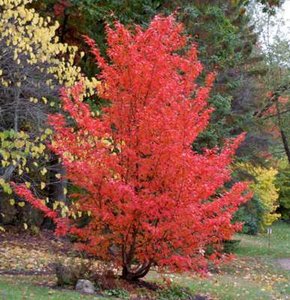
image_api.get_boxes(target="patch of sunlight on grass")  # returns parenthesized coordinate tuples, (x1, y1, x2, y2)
(235, 221, 290, 258)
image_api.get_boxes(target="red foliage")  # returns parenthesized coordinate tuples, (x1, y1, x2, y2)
(14, 16, 251, 279)
(262, 95, 289, 140)
(12, 183, 68, 236)
(263, 96, 289, 118)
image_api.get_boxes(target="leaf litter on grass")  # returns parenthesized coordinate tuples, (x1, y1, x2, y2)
(1, 223, 290, 299)
(0, 230, 70, 274)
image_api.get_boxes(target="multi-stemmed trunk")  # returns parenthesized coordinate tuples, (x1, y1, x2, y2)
(120, 232, 152, 281)
(121, 261, 152, 281)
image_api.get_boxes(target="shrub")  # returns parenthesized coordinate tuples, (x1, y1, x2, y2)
(233, 194, 266, 235)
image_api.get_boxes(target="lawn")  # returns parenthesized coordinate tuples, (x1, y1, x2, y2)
(0, 222, 289, 299)
(236, 221, 290, 258)
(0, 279, 101, 300)
(159, 221, 290, 299)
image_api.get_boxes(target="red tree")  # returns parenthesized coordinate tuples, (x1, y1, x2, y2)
(14, 16, 251, 280)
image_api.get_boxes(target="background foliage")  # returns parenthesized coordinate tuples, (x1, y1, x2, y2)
(0, 0, 289, 236)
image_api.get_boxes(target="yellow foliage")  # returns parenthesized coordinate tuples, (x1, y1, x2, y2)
(0, 0, 99, 227)
(0, 0, 99, 199)
(0, 129, 52, 199)
(0, 0, 98, 93)
(237, 163, 280, 227)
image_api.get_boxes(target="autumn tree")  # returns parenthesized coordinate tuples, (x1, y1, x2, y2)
(15, 16, 251, 280)
(33, 0, 283, 159)
(235, 163, 280, 230)
(0, 0, 97, 228)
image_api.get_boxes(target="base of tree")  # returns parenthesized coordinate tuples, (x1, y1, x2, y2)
(121, 263, 152, 281)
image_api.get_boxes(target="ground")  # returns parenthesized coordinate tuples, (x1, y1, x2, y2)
(278, 259, 290, 271)
(0, 222, 289, 299)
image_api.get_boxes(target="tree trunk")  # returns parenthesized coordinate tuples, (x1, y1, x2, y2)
(14, 89, 20, 132)
(121, 262, 152, 281)
(49, 157, 67, 203)
(43, 155, 67, 229)
(276, 101, 290, 164)
(60, 9, 69, 43)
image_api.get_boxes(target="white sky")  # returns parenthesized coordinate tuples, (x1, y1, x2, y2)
(270, 0, 290, 40)
(252, 0, 290, 50)
(281, 0, 290, 21)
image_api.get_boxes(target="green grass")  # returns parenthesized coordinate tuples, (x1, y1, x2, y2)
(0, 279, 109, 300)
(149, 221, 290, 299)
(0, 222, 289, 299)
(175, 275, 277, 300)
(188, 222, 290, 299)
(235, 221, 290, 258)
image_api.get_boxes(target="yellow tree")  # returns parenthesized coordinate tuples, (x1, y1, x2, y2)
(236, 163, 280, 229)
(0, 0, 97, 229)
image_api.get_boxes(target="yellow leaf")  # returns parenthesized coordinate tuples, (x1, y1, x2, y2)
(25, 181, 31, 188)
(15, 140, 25, 148)
(39, 143, 46, 153)
(40, 182, 46, 190)
(2, 151, 10, 160)
(53, 202, 59, 210)
(61, 208, 66, 218)
(45, 128, 53, 135)
(41, 168, 47, 176)
(23, 223, 28, 230)
(18, 202, 25, 207)
(9, 199, 15, 206)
